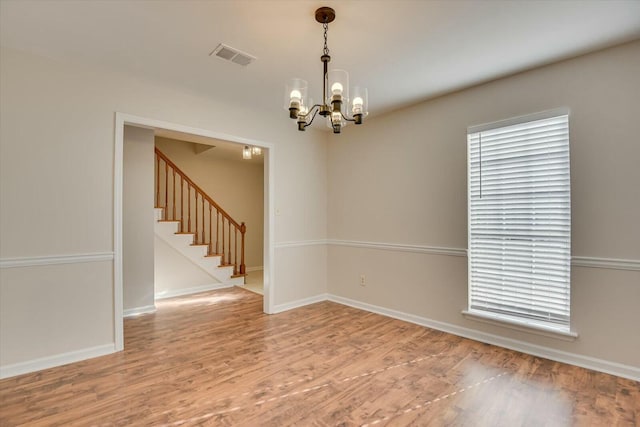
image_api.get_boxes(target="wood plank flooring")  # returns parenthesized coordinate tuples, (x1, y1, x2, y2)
(1, 287, 638, 426)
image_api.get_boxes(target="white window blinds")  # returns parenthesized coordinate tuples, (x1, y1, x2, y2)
(467, 112, 571, 330)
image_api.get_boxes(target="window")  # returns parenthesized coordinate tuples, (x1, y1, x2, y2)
(467, 110, 571, 333)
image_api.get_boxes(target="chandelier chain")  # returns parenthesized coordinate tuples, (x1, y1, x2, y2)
(323, 22, 329, 56)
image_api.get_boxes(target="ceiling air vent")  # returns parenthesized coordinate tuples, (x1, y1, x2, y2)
(210, 43, 256, 66)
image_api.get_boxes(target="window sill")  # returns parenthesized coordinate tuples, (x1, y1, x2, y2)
(462, 310, 578, 342)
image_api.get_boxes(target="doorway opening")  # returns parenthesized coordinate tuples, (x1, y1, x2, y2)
(114, 112, 275, 351)
(152, 129, 265, 297)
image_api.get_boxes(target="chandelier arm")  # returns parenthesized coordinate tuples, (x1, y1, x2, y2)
(303, 108, 320, 128)
(298, 104, 323, 121)
(340, 111, 357, 122)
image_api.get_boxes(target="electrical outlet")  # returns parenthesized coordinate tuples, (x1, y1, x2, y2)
(359, 274, 366, 286)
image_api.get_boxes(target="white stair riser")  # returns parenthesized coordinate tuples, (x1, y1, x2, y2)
(154, 208, 164, 221)
(155, 220, 180, 235)
(154, 208, 240, 285)
(205, 255, 222, 264)
(155, 223, 193, 245)
(183, 245, 208, 258)
(226, 276, 245, 286)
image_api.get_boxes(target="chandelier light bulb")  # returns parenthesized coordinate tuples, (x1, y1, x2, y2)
(290, 89, 302, 101)
(331, 82, 343, 95)
(352, 96, 363, 114)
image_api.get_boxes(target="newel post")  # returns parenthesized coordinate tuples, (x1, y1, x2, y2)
(240, 222, 246, 275)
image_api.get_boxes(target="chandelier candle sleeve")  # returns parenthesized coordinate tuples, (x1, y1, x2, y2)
(328, 70, 348, 104)
(285, 78, 308, 119)
(284, 7, 368, 133)
(351, 87, 368, 124)
(297, 97, 312, 130)
(330, 111, 343, 133)
(352, 97, 363, 113)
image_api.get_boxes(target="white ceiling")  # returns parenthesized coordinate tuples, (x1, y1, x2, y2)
(2, 0, 640, 120)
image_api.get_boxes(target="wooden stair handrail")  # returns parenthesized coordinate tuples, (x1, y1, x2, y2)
(155, 148, 241, 229)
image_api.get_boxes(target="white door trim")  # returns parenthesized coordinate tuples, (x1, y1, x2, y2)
(114, 112, 275, 351)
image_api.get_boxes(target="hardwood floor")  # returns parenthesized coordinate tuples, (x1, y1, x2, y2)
(1, 287, 638, 426)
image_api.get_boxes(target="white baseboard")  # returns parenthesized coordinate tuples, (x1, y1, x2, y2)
(154, 283, 234, 300)
(272, 293, 328, 314)
(327, 294, 640, 382)
(0, 343, 116, 379)
(123, 304, 156, 317)
(246, 266, 263, 272)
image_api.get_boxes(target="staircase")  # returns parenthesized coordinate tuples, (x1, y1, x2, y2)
(154, 148, 246, 286)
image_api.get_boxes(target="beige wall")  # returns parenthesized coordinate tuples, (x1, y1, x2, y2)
(154, 137, 264, 270)
(0, 45, 328, 375)
(327, 41, 640, 370)
(0, 262, 114, 366)
(123, 125, 155, 312)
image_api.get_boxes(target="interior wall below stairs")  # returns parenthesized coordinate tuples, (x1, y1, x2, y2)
(154, 235, 221, 298)
(123, 125, 155, 312)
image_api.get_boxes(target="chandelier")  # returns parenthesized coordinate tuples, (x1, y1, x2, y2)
(285, 7, 368, 133)
(242, 145, 262, 160)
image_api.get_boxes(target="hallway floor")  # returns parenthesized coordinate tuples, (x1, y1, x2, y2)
(243, 268, 263, 295)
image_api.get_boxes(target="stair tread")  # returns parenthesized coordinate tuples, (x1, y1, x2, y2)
(158, 220, 180, 223)
(205, 253, 223, 257)
(190, 243, 209, 247)
(174, 232, 194, 235)
(231, 273, 247, 278)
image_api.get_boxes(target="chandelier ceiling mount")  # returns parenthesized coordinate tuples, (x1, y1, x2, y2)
(314, 6, 335, 25)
